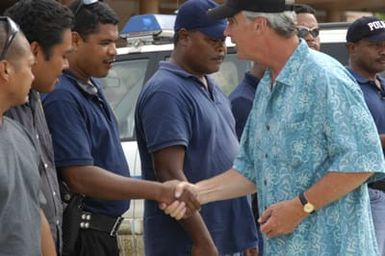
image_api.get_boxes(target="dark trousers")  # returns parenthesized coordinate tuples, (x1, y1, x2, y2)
(252, 194, 263, 255)
(73, 229, 119, 256)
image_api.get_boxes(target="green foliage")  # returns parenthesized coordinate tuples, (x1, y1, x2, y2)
(374, 13, 385, 20)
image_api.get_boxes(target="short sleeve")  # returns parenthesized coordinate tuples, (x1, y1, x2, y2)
(139, 91, 192, 152)
(43, 90, 93, 167)
(233, 110, 256, 182)
(324, 74, 385, 180)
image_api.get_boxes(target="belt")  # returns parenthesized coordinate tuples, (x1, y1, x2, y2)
(80, 211, 123, 237)
(368, 181, 385, 192)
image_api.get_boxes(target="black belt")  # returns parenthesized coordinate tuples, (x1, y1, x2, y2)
(80, 211, 123, 237)
(368, 181, 385, 192)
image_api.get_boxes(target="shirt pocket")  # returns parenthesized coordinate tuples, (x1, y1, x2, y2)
(280, 119, 310, 168)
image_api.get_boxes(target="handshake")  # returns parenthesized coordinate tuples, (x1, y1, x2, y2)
(157, 180, 200, 220)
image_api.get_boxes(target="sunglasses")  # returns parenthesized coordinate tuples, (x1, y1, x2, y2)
(0, 16, 19, 60)
(296, 26, 320, 39)
(73, 0, 100, 15)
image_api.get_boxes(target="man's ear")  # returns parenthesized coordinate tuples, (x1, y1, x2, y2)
(71, 31, 82, 49)
(31, 41, 44, 59)
(0, 60, 11, 83)
(345, 42, 356, 53)
(254, 17, 267, 33)
(176, 29, 191, 47)
(30, 41, 43, 64)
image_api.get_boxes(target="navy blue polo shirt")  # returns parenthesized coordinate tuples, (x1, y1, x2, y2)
(229, 71, 260, 139)
(348, 68, 385, 135)
(43, 71, 130, 217)
(135, 62, 257, 255)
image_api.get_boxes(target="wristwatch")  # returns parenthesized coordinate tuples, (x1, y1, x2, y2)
(298, 193, 315, 214)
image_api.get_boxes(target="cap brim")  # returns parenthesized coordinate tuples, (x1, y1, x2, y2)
(197, 23, 227, 39)
(207, 5, 240, 20)
(366, 32, 385, 42)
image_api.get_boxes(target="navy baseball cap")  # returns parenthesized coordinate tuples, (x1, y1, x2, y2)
(346, 16, 385, 43)
(174, 0, 227, 39)
(208, 0, 294, 20)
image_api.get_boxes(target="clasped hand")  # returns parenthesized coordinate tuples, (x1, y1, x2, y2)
(159, 181, 199, 220)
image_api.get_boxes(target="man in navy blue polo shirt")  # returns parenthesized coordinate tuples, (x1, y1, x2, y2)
(346, 16, 385, 256)
(229, 62, 265, 140)
(42, 1, 199, 256)
(135, 0, 257, 255)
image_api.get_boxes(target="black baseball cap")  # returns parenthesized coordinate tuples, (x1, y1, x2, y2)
(346, 16, 385, 43)
(207, 0, 294, 20)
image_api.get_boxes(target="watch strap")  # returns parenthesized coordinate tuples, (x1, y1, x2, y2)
(299, 193, 315, 214)
(298, 193, 308, 206)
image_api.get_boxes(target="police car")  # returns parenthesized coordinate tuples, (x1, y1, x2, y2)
(100, 14, 350, 255)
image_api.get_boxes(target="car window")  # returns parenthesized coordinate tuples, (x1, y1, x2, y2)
(211, 53, 251, 95)
(102, 51, 250, 141)
(102, 58, 149, 140)
(320, 42, 349, 66)
(163, 51, 250, 96)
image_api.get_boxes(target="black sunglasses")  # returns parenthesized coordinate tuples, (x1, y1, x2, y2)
(296, 26, 320, 39)
(73, 0, 101, 15)
(0, 16, 19, 60)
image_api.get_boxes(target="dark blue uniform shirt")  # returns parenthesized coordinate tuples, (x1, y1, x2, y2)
(229, 71, 259, 139)
(43, 71, 130, 217)
(135, 62, 257, 255)
(348, 68, 385, 135)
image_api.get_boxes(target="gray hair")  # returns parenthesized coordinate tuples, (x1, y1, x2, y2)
(243, 11, 297, 38)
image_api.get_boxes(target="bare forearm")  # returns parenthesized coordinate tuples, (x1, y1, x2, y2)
(151, 146, 217, 250)
(257, 171, 373, 238)
(179, 212, 215, 244)
(196, 169, 256, 205)
(61, 166, 165, 201)
(305, 171, 373, 211)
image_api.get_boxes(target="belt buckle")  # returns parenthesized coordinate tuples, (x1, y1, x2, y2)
(110, 216, 123, 237)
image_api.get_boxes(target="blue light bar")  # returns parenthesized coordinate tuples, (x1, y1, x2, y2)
(120, 14, 176, 38)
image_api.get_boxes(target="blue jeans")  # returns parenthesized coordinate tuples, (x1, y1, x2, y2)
(369, 188, 385, 256)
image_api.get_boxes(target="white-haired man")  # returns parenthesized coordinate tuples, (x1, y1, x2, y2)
(164, 0, 385, 255)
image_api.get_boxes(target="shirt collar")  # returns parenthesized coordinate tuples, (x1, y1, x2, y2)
(25, 89, 39, 107)
(347, 68, 385, 85)
(159, 61, 216, 88)
(63, 70, 99, 96)
(274, 39, 310, 87)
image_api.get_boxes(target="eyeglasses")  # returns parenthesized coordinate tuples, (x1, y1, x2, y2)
(296, 26, 320, 39)
(0, 16, 19, 60)
(73, 0, 100, 15)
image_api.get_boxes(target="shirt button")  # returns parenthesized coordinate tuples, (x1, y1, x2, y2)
(264, 180, 267, 186)
(56, 220, 60, 225)
(53, 191, 56, 196)
(36, 134, 39, 140)
(265, 153, 268, 158)
(266, 124, 270, 131)
(44, 163, 48, 169)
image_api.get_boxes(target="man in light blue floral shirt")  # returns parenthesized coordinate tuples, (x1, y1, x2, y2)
(163, 0, 385, 255)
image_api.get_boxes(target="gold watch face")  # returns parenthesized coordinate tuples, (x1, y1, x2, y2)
(304, 203, 315, 213)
